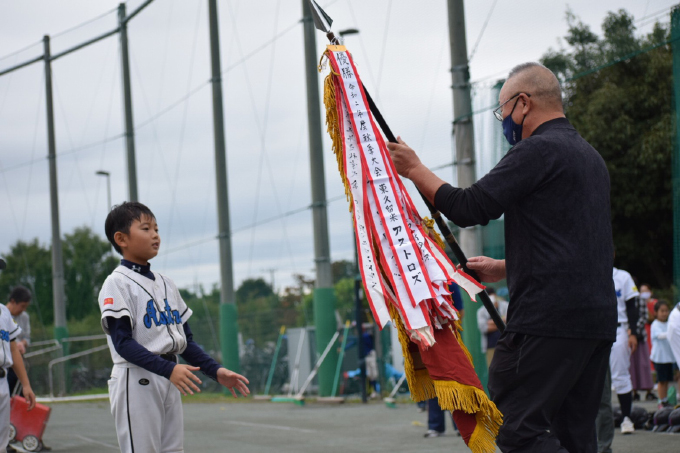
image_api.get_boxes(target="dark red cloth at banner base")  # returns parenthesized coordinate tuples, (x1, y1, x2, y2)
(453, 410, 477, 445)
(419, 325, 484, 389)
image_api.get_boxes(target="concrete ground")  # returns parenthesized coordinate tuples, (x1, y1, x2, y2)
(9, 396, 679, 452)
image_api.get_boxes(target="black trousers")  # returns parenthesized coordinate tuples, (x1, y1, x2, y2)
(488, 332, 612, 453)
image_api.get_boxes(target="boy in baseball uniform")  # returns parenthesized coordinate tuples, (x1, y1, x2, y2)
(0, 303, 35, 450)
(610, 266, 639, 435)
(98, 202, 249, 453)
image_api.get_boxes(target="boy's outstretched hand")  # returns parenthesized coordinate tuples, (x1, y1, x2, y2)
(169, 364, 202, 395)
(217, 368, 250, 398)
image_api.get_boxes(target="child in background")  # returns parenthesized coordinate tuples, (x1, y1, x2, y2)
(650, 300, 676, 408)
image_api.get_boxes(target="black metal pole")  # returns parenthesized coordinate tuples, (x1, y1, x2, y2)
(361, 88, 506, 333)
(353, 234, 367, 403)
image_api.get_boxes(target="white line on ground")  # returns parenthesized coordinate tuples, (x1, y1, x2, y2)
(226, 420, 315, 434)
(75, 435, 119, 449)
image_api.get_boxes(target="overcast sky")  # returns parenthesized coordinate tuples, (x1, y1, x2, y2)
(0, 0, 673, 295)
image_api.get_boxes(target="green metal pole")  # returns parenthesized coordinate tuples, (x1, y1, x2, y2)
(672, 7, 680, 295)
(44, 34, 70, 394)
(118, 3, 138, 202)
(301, 0, 337, 396)
(264, 326, 286, 396)
(331, 321, 350, 397)
(460, 293, 488, 392)
(208, 0, 240, 375)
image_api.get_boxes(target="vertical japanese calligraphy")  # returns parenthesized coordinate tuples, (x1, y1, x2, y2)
(324, 46, 485, 347)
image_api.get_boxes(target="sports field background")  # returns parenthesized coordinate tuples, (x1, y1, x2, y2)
(10, 397, 678, 452)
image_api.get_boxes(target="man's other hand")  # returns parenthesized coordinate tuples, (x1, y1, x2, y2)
(464, 256, 507, 282)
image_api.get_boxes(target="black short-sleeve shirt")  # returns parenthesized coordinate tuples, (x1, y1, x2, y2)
(434, 117, 616, 341)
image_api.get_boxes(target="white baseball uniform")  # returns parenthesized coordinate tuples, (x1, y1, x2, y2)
(610, 267, 638, 395)
(99, 265, 193, 453)
(0, 304, 21, 450)
(667, 302, 680, 366)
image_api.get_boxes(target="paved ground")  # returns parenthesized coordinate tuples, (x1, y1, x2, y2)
(9, 396, 679, 452)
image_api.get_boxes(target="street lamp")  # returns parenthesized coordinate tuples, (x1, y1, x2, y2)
(338, 28, 359, 38)
(95, 170, 112, 212)
(96, 170, 113, 253)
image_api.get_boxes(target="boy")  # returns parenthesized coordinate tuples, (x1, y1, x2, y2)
(610, 266, 639, 434)
(98, 202, 249, 453)
(5, 286, 32, 396)
(0, 302, 35, 450)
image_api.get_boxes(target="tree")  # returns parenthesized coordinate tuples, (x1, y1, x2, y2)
(541, 10, 673, 287)
(0, 226, 118, 328)
(63, 227, 118, 320)
(235, 278, 281, 344)
(0, 239, 53, 328)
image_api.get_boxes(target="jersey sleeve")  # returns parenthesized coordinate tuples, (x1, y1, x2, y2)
(171, 279, 193, 324)
(99, 274, 135, 335)
(8, 319, 21, 341)
(622, 272, 639, 301)
(0, 306, 21, 341)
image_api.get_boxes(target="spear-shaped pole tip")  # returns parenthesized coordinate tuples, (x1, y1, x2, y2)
(306, 0, 333, 34)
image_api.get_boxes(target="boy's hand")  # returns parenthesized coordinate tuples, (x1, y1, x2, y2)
(217, 368, 250, 398)
(169, 364, 202, 395)
(23, 385, 36, 411)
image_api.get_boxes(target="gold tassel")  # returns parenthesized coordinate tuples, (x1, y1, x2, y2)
(433, 380, 503, 453)
(422, 216, 446, 250)
(389, 304, 435, 402)
(322, 57, 352, 209)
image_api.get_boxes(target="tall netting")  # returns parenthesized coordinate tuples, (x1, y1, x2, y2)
(672, 7, 680, 297)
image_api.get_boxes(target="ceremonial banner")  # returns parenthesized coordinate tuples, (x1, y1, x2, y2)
(322, 45, 502, 453)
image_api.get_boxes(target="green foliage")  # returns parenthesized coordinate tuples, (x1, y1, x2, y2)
(331, 259, 354, 284)
(0, 239, 53, 329)
(0, 227, 115, 334)
(63, 227, 119, 321)
(334, 276, 371, 324)
(541, 9, 673, 287)
(235, 278, 281, 345)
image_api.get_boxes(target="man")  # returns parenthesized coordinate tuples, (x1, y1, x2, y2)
(5, 286, 31, 395)
(388, 62, 616, 452)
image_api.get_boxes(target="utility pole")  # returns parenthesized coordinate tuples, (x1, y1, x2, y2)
(672, 7, 680, 295)
(44, 35, 69, 392)
(301, 0, 338, 397)
(353, 232, 367, 403)
(208, 0, 240, 374)
(118, 3, 138, 202)
(447, 0, 487, 386)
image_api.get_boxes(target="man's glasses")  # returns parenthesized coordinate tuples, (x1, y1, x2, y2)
(493, 92, 531, 121)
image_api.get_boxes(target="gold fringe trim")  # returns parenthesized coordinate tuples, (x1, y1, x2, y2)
(434, 380, 503, 453)
(322, 70, 351, 208)
(422, 216, 446, 250)
(411, 368, 436, 402)
(389, 304, 416, 390)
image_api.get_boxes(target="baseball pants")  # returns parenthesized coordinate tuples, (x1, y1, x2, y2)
(488, 332, 611, 453)
(0, 371, 9, 450)
(109, 365, 184, 453)
(667, 305, 680, 366)
(609, 323, 633, 394)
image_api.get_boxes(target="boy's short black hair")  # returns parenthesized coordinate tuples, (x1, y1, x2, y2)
(9, 285, 31, 304)
(654, 299, 670, 312)
(105, 201, 156, 255)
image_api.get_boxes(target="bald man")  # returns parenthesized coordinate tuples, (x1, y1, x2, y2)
(388, 62, 616, 452)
